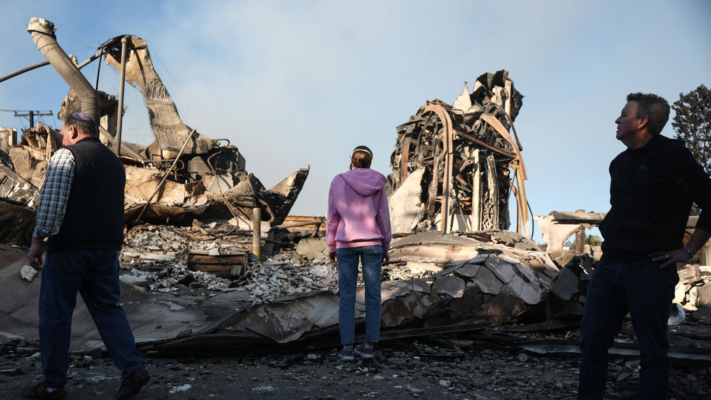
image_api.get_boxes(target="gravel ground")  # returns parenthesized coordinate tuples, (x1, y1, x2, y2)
(1, 338, 709, 400)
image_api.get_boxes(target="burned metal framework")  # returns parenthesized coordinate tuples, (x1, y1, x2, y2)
(389, 70, 530, 237)
(0, 18, 310, 249)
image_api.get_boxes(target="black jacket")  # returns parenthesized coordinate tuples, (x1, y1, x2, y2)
(600, 135, 711, 261)
(47, 137, 126, 253)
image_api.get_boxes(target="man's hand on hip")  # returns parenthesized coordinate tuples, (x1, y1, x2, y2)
(650, 248, 690, 269)
(27, 238, 45, 271)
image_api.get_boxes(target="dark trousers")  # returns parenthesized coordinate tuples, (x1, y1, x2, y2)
(39, 250, 145, 388)
(578, 260, 678, 400)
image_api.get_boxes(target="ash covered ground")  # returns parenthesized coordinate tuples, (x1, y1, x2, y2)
(2, 336, 709, 400)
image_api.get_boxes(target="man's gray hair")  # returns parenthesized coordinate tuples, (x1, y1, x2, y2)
(63, 113, 99, 137)
(627, 93, 670, 136)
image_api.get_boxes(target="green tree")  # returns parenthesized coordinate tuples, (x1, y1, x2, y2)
(672, 84, 711, 215)
(672, 84, 711, 173)
(586, 235, 602, 246)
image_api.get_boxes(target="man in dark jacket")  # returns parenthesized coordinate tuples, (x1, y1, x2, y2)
(23, 113, 149, 399)
(577, 94, 711, 400)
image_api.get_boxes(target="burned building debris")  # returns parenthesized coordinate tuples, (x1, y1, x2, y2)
(389, 70, 530, 237)
(0, 20, 310, 237)
(101, 35, 214, 156)
(1, 19, 710, 378)
(0, 127, 18, 165)
(535, 210, 711, 266)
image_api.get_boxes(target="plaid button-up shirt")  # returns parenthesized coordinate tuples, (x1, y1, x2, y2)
(32, 148, 75, 239)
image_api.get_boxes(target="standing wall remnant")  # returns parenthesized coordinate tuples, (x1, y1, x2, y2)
(389, 70, 530, 236)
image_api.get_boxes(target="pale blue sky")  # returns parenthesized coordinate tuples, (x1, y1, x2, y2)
(1, 1, 709, 243)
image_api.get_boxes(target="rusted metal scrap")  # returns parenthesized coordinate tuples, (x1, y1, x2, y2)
(389, 70, 530, 237)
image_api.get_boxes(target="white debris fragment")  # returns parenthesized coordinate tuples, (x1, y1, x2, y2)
(20, 265, 37, 282)
(169, 384, 192, 394)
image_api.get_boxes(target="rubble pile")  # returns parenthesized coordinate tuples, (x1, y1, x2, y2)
(237, 260, 339, 303)
(675, 266, 711, 319)
(121, 223, 249, 261)
(6, 123, 61, 190)
(380, 231, 558, 327)
(0, 127, 16, 165)
(121, 263, 234, 293)
(120, 224, 342, 304)
(547, 255, 593, 318)
(0, 139, 42, 247)
(388, 70, 530, 237)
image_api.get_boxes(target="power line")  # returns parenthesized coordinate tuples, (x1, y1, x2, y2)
(14, 110, 54, 128)
(0, 108, 53, 113)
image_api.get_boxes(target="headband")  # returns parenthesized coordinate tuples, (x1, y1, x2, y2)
(352, 148, 372, 157)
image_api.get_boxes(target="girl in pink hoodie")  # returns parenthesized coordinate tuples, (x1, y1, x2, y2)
(327, 146, 391, 361)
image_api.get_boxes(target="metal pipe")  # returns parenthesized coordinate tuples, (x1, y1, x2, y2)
(28, 18, 99, 122)
(94, 54, 102, 91)
(0, 60, 49, 84)
(115, 37, 128, 156)
(0, 49, 104, 84)
(77, 50, 104, 70)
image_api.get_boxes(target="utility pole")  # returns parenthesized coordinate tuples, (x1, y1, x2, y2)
(14, 110, 53, 128)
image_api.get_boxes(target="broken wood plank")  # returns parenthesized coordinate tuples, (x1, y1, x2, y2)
(188, 255, 247, 265)
(550, 212, 698, 229)
(270, 218, 326, 230)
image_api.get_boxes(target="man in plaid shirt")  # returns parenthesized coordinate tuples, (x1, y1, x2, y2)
(30, 146, 75, 240)
(23, 113, 150, 400)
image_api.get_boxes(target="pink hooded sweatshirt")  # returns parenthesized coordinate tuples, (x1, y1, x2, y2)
(326, 168, 391, 253)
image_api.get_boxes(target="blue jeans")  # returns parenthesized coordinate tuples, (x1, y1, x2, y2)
(578, 260, 678, 400)
(39, 250, 145, 388)
(337, 245, 383, 344)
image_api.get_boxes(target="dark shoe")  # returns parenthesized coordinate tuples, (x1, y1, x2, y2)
(20, 383, 66, 399)
(338, 346, 355, 362)
(114, 368, 150, 399)
(354, 343, 375, 359)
